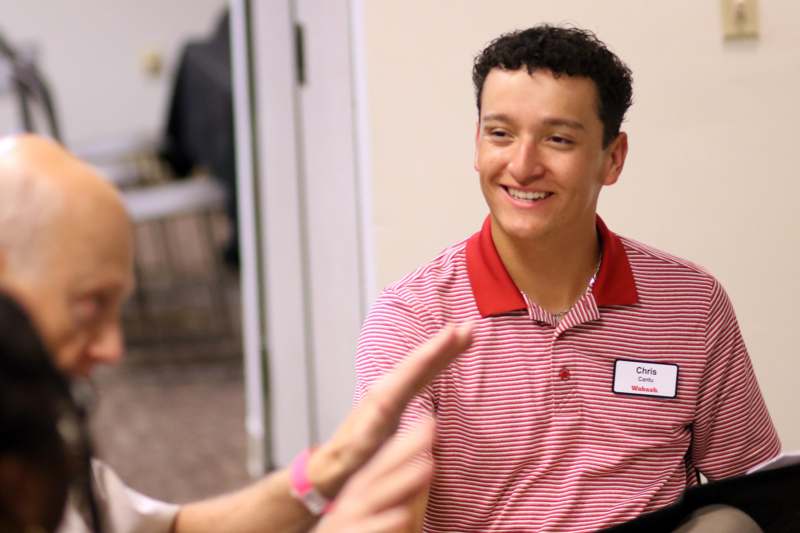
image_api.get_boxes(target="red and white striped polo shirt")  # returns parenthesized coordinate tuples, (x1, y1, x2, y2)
(355, 216, 780, 532)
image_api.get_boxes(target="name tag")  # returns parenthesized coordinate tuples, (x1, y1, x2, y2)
(613, 359, 678, 398)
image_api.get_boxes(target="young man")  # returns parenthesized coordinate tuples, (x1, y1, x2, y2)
(0, 133, 473, 533)
(355, 25, 780, 532)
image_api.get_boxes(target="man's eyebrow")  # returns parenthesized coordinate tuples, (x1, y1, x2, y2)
(541, 117, 586, 130)
(75, 278, 130, 298)
(481, 113, 512, 124)
(481, 114, 586, 131)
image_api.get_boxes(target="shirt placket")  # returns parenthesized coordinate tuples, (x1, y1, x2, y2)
(525, 293, 601, 416)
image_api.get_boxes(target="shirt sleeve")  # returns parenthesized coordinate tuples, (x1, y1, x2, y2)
(690, 280, 781, 481)
(354, 287, 441, 429)
(57, 459, 179, 533)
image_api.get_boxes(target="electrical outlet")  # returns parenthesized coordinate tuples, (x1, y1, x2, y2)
(140, 49, 164, 79)
(721, 0, 759, 40)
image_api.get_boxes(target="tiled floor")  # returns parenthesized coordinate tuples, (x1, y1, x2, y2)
(87, 205, 252, 504)
(90, 346, 251, 504)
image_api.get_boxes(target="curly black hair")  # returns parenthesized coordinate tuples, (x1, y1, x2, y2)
(472, 25, 633, 147)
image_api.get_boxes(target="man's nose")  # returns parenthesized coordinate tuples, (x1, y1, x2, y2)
(88, 323, 125, 365)
(508, 140, 545, 183)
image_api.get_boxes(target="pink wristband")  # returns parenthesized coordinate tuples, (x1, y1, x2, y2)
(289, 448, 333, 515)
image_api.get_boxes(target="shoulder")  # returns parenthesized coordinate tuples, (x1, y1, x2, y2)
(619, 235, 711, 277)
(385, 237, 470, 294)
(618, 234, 720, 286)
(361, 237, 472, 336)
(614, 234, 731, 314)
(377, 237, 472, 312)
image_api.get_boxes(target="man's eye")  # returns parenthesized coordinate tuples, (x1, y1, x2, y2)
(488, 129, 510, 139)
(549, 135, 573, 145)
(73, 296, 104, 323)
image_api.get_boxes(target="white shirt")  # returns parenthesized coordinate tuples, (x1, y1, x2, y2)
(58, 460, 179, 533)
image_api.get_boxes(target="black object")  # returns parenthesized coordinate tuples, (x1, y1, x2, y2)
(160, 10, 239, 267)
(601, 463, 800, 533)
(0, 292, 103, 532)
(0, 29, 61, 141)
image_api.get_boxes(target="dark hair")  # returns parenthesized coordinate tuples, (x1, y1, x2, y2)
(472, 25, 633, 147)
(0, 292, 101, 532)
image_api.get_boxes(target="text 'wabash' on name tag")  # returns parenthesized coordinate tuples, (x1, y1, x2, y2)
(613, 359, 678, 398)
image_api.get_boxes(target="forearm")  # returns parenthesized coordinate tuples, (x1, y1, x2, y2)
(175, 324, 470, 533)
(174, 468, 317, 533)
(174, 443, 358, 533)
(313, 422, 435, 533)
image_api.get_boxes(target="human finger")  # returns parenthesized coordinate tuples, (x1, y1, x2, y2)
(307, 324, 470, 497)
(343, 418, 434, 495)
(368, 322, 473, 419)
(315, 507, 410, 533)
(346, 447, 431, 518)
(327, 325, 468, 477)
(347, 507, 411, 533)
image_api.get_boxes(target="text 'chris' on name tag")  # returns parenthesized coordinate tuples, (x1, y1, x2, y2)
(613, 359, 678, 398)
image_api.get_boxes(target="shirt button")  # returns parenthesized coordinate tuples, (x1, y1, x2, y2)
(559, 367, 571, 381)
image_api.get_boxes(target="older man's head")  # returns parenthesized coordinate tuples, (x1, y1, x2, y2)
(0, 134, 134, 377)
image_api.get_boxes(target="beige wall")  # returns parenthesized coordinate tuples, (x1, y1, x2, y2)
(0, 0, 226, 146)
(364, 1, 800, 448)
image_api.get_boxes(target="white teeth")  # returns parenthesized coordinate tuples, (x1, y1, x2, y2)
(507, 188, 549, 201)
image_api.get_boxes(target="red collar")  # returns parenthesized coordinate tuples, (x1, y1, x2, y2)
(465, 216, 639, 317)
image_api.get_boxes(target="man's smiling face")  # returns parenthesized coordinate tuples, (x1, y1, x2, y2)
(474, 67, 626, 246)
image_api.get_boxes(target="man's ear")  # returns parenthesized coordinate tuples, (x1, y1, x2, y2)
(0, 250, 7, 277)
(602, 132, 628, 186)
(473, 120, 481, 172)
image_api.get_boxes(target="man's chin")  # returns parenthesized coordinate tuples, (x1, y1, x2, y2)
(493, 217, 550, 243)
(74, 363, 97, 379)
(58, 359, 94, 379)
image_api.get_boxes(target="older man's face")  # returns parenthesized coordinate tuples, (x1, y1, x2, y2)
(28, 201, 135, 377)
(0, 136, 135, 377)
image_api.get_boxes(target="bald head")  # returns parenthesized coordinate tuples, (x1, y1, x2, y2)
(0, 135, 127, 274)
(0, 136, 62, 276)
(0, 134, 134, 376)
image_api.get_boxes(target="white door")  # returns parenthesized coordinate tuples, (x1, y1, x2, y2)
(231, 0, 373, 472)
